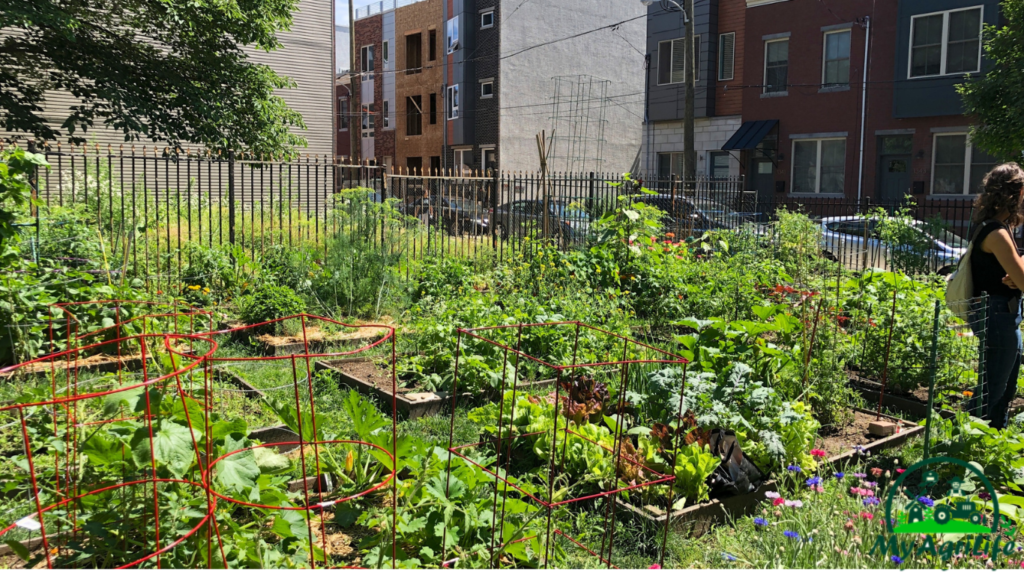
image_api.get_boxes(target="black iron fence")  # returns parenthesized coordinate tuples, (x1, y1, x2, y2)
(17, 144, 982, 288)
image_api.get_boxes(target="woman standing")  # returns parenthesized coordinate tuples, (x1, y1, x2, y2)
(970, 163, 1024, 429)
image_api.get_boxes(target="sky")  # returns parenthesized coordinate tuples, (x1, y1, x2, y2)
(335, 0, 377, 71)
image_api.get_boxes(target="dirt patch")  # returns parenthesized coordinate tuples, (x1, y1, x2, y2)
(256, 323, 391, 347)
(3, 352, 144, 376)
(309, 511, 377, 566)
(815, 409, 905, 459)
(328, 359, 415, 394)
(851, 372, 1024, 414)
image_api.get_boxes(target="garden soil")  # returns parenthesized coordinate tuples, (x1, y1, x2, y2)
(816, 409, 899, 458)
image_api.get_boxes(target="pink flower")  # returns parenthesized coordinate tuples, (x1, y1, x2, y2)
(784, 500, 804, 508)
(772, 497, 785, 506)
(860, 512, 874, 521)
(649, 564, 662, 569)
(896, 468, 905, 473)
(812, 484, 825, 493)
(810, 449, 826, 458)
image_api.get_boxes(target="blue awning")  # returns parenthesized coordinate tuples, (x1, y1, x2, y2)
(721, 120, 779, 151)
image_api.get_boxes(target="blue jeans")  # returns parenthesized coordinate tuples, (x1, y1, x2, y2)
(971, 294, 1021, 429)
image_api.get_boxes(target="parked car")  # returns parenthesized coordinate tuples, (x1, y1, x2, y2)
(400, 196, 491, 235)
(493, 200, 590, 244)
(819, 216, 966, 274)
(629, 194, 753, 236)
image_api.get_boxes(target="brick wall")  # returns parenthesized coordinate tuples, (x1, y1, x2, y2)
(395, 0, 444, 171)
(354, 15, 395, 162)
(715, 0, 744, 116)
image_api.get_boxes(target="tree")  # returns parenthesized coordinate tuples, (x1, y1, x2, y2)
(958, 0, 1024, 161)
(0, 0, 307, 157)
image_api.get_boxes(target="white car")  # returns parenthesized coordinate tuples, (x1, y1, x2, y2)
(820, 216, 967, 274)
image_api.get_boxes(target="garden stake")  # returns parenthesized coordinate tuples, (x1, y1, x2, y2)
(660, 362, 689, 567)
(19, 407, 53, 569)
(496, 326, 526, 567)
(288, 355, 317, 568)
(440, 330, 464, 565)
(298, 315, 330, 559)
(875, 273, 901, 422)
(390, 328, 398, 569)
(801, 297, 825, 389)
(923, 299, 941, 460)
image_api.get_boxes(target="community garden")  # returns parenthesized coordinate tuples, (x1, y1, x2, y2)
(1, 147, 1023, 569)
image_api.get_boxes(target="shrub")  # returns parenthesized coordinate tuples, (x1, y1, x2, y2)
(238, 284, 305, 327)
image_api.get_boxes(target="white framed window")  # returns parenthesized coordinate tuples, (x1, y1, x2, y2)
(481, 11, 494, 29)
(657, 152, 683, 180)
(909, 6, 982, 78)
(447, 84, 460, 120)
(382, 40, 390, 66)
(822, 30, 851, 87)
(718, 32, 735, 81)
(382, 100, 390, 129)
(360, 45, 375, 73)
(481, 148, 496, 171)
(931, 133, 1000, 195)
(361, 104, 375, 137)
(791, 138, 846, 194)
(446, 17, 460, 54)
(657, 36, 699, 85)
(480, 80, 493, 98)
(454, 148, 473, 175)
(764, 38, 788, 93)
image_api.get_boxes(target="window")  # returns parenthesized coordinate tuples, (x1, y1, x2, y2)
(454, 149, 473, 174)
(383, 40, 390, 66)
(792, 138, 846, 194)
(428, 29, 437, 61)
(657, 152, 684, 180)
(360, 45, 375, 73)
(481, 11, 494, 29)
(480, 81, 493, 98)
(657, 37, 699, 85)
(383, 100, 390, 129)
(339, 99, 349, 130)
(406, 96, 422, 136)
(429, 93, 437, 124)
(361, 103, 375, 137)
(430, 156, 441, 174)
(447, 85, 460, 119)
(482, 148, 497, 171)
(446, 17, 460, 54)
(709, 152, 730, 178)
(406, 33, 422, 74)
(909, 7, 982, 78)
(822, 30, 851, 87)
(718, 32, 735, 81)
(764, 39, 788, 93)
(932, 133, 1000, 195)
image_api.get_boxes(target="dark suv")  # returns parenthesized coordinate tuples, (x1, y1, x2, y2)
(400, 196, 491, 235)
(630, 194, 750, 236)
(493, 200, 590, 244)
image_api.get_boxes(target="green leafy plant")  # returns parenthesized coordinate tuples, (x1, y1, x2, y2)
(238, 284, 305, 328)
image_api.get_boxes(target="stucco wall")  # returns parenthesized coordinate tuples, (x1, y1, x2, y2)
(498, 0, 645, 173)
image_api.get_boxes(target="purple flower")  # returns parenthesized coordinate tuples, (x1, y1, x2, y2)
(834, 472, 845, 479)
(722, 553, 737, 562)
(863, 496, 881, 506)
(806, 476, 822, 487)
(754, 517, 769, 528)
(852, 473, 867, 479)
(862, 481, 878, 488)
(891, 555, 903, 565)
(917, 496, 934, 507)
(787, 464, 802, 473)
(853, 445, 866, 454)
(784, 530, 800, 540)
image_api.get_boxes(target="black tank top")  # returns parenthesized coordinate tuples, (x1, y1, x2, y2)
(971, 220, 1021, 299)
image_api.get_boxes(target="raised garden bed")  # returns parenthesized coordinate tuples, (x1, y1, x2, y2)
(621, 407, 923, 536)
(313, 358, 557, 420)
(225, 323, 390, 357)
(848, 375, 954, 420)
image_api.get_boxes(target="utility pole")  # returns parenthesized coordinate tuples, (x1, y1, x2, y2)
(683, 0, 696, 187)
(349, 0, 359, 162)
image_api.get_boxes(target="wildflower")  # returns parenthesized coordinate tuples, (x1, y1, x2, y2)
(891, 555, 903, 565)
(784, 500, 804, 508)
(188, 285, 200, 290)
(963, 390, 974, 398)
(844, 520, 855, 532)
(754, 517, 769, 528)
(772, 497, 785, 506)
(860, 511, 874, 520)
(852, 473, 867, 479)
(784, 530, 800, 540)
(979, 492, 992, 501)
(870, 467, 883, 478)
(834, 472, 845, 480)
(863, 496, 880, 506)
(665, 232, 675, 239)
(852, 536, 862, 545)
(774, 510, 782, 517)
(806, 476, 822, 487)
(648, 564, 661, 569)
(852, 446, 866, 455)
(765, 491, 781, 499)
(722, 553, 737, 562)
(787, 464, 802, 473)
(862, 481, 878, 488)
(810, 449, 826, 458)
(917, 496, 935, 507)
(896, 468, 906, 474)
(811, 484, 824, 493)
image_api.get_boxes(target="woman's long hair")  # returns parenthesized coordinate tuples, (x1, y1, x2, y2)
(972, 162, 1024, 228)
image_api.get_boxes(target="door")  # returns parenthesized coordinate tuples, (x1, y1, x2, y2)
(752, 159, 775, 222)
(877, 136, 913, 204)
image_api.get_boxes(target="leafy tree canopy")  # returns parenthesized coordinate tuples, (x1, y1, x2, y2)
(958, 0, 1024, 161)
(0, 0, 307, 157)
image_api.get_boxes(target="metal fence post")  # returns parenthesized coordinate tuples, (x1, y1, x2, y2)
(228, 150, 236, 246)
(973, 292, 989, 418)
(491, 169, 499, 253)
(923, 299, 942, 460)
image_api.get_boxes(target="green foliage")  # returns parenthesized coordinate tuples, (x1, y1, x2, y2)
(958, 0, 1024, 162)
(869, 203, 950, 276)
(0, 148, 46, 266)
(0, 0, 306, 157)
(773, 208, 823, 280)
(931, 413, 1024, 491)
(238, 284, 305, 326)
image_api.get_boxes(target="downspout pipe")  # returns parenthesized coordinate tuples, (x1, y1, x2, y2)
(856, 15, 871, 202)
